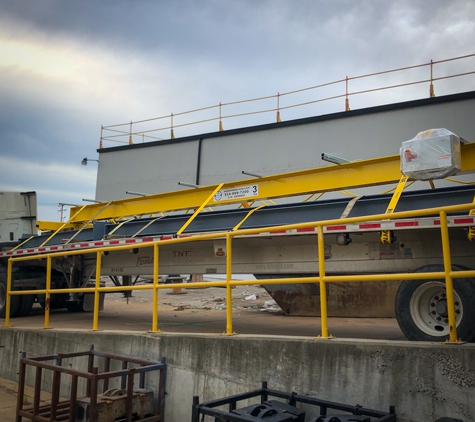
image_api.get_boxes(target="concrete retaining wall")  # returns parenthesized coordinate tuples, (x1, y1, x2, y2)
(1, 329, 474, 421)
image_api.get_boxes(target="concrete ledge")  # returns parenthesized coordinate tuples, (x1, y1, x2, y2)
(1, 328, 474, 422)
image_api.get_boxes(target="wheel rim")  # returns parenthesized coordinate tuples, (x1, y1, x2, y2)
(410, 281, 463, 337)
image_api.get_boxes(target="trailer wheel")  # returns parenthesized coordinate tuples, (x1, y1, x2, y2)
(0, 270, 21, 318)
(395, 264, 475, 342)
(39, 293, 69, 310)
(16, 289, 35, 317)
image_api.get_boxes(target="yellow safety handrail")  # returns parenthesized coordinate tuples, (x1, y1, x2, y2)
(101, 53, 475, 146)
(4, 201, 475, 343)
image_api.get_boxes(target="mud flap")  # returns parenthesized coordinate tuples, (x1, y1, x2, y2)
(82, 293, 105, 312)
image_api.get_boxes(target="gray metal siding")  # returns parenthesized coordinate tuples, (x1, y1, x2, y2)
(95, 95, 475, 201)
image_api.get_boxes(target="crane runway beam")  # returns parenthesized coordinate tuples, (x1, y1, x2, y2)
(44, 142, 475, 227)
(20, 185, 475, 249)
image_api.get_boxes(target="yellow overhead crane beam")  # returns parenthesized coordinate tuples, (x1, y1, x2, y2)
(38, 142, 475, 230)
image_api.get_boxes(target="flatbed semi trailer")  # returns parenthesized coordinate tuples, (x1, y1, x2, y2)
(1, 133, 474, 342)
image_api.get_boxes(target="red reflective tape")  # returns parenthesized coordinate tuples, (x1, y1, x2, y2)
(79, 243, 90, 247)
(39, 248, 46, 252)
(296, 228, 315, 233)
(326, 225, 347, 231)
(125, 239, 136, 244)
(142, 237, 154, 242)
(50, 246, 58, 250)
(395, 221, 418, 227)
(454, 218, 474, 224)
(6, 251, 13, 255)
(161, 236, 172, 240)
(110, 240, 120, 245)
(434, 220, 441, 225)
(359, 223, 381, 229)
(94, 242, 104, 246)
(70, 244, 76, 248)
(27, 249, 35, 253)
(16, 250, 24, 254)
(269, 230, 287, 234)
(179, 234, 192, 238)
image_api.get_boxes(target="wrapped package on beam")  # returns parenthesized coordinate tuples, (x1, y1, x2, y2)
(400, 128, 464, 181)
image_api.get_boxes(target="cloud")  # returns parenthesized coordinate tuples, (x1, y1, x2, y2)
(0, 0, 474, 224)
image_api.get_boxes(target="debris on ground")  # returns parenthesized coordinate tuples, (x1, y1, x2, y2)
(173, 305, 191, 311)
(112, 281, 281, 312)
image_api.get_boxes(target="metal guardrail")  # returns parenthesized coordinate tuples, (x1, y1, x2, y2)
(4, 201, 475, 343)
(16, 345, 166, 422)
(100, 53, 475, 147)
(192, 381, 397, 422)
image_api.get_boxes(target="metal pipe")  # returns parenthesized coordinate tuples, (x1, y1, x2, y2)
(44, 257, 52, 329)
(151, 244, 160, 333)
(321, 152, 351, 165)
(178, 182, 200, 189)
(317, 225, 329, 338)
(4, 259, 13, 327)
(69, 375, 78, 422)
(225, 233, 234, 335)
(242, 170, 264, 178)
(440, 210, 458, 343)
(195, 137, 203, 185)
(126, 191, 148, 197)
(93, 251, 102, 331)
(33, 366, 42, 417)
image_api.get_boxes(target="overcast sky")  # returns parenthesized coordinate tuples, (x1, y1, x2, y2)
(1, 0, 474, 222)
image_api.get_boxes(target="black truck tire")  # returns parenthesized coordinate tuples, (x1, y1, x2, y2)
(0, 269, 21, 318)
(1, 268, 64, 318)
(39, 293, 69, 310)
(395, 264, 475, 342)
(16, 289, 35, 317)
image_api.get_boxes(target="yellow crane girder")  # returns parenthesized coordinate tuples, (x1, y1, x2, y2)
(37, 142, 475, 230)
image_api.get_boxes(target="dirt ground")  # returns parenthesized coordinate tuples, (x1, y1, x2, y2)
(6, 279, 406, 340)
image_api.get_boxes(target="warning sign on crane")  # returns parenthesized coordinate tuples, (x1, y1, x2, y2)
(214, 185, 259, 201)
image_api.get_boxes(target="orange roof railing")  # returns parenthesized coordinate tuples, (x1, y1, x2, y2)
(100, 53, 475, 148)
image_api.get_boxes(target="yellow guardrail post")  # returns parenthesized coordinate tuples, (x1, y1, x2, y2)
(224, 233, 235, 335)
(439, 210, 459, 343)
(4, 259, 14, 327)
(151, 244, 161, 333)
(44, 256, 52, 329)
(317, 225, 330, 338)
(92, 251, 102, 331)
